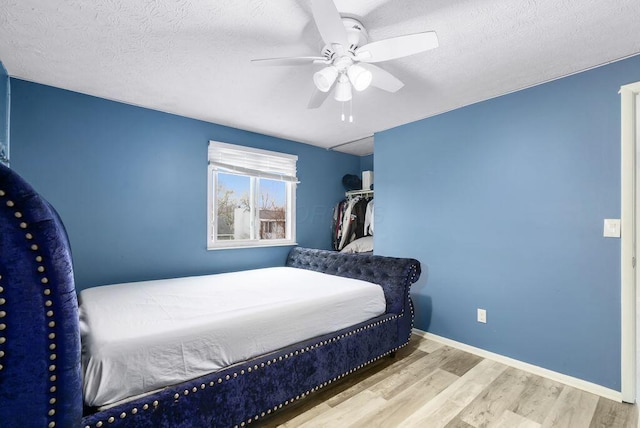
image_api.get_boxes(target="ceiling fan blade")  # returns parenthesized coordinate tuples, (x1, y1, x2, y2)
(308, 88, 330, 109)
(358, 63, 404, 93)
(355, 31, 438, 63)
(251, 56, 327, 66)
(310, 0, 349, 47)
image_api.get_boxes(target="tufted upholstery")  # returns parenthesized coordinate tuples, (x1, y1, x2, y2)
(286, 246, 421, 315)
(80, 249, 421, 427)
(0, 163, 422, 428)
(82, 312, 404, 428)
(0, 163, 83, 428)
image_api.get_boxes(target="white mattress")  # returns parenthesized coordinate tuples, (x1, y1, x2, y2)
(79, 266, 385, 407)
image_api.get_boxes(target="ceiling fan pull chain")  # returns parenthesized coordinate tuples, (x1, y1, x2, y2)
(341, 102, 345, 121)
(349, 99, 353, 123)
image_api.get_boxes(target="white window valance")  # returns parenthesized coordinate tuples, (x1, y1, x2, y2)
(208, 141, 298, 183)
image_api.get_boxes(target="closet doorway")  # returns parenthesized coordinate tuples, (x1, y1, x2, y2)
(621, 81, 640, 403)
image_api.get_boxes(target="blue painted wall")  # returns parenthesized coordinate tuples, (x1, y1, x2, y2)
(10, 79, 359, 290)
(375, 55, 640, 391)
(0, 61, 9, 165)
(359, 154, 373, 172)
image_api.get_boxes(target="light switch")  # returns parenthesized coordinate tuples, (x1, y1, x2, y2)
(603, 219, 621, 238)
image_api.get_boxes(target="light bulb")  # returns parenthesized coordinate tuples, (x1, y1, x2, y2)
(313, 66, 338, 92)
(347, 64, 373, 91)
(334, 75, 352, 102)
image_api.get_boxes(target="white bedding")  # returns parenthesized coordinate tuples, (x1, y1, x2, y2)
(79, 266, 385, 407)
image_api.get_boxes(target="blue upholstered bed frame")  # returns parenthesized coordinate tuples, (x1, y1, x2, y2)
(0, 163, 421, 428)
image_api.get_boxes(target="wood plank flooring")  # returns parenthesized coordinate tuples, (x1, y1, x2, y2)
(257, 334, 638, 428)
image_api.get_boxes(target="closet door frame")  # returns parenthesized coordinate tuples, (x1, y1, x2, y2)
(620, 81, 640, 403)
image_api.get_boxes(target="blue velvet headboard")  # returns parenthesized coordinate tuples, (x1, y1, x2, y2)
(0, 163, 83, 427)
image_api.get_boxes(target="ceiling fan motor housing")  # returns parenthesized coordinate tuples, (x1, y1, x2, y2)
(343, 17, 369, 50)
(322, 17, 369, 57)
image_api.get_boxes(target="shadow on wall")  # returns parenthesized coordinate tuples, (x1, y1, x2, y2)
(411, 266, 431, 331)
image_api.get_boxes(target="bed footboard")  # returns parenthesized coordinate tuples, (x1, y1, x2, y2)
(286, 246, 421, 347)
(286, 247, 420, 315)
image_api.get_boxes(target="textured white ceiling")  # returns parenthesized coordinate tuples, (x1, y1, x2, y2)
(1, 0, 639, 155)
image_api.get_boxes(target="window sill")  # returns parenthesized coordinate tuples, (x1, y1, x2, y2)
(207, 241, 298, 251)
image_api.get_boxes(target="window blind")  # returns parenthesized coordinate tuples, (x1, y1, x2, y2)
(208, 141, 299, 183)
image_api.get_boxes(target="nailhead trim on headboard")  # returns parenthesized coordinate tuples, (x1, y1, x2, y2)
(0, 271, 5, 373)
(0, 192, 4, 375)
(0, 189, 59, 427)
(0, 192, 8, 380)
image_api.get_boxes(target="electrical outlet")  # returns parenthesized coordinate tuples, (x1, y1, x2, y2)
(477, 308, 487, 323)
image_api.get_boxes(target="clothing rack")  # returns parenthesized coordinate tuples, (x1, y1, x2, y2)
(345, 189, 374, 198)
(333, 190, 374, 251)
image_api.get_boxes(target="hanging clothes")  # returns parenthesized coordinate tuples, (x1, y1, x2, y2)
(332, 199, 347, 251)
(338, 196, 359, 250)
(364, 199, 374, 236)
(332, 194, 373, 251)
(352, 198, 369, 239)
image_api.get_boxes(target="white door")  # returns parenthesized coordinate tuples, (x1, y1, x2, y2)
(636, 92, 640, 402)
(621, 82, 640, 403)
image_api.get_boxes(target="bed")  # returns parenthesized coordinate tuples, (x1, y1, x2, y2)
(0, 163, 421, 428)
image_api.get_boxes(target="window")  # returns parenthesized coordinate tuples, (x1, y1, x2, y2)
(207, 141, 298, 249)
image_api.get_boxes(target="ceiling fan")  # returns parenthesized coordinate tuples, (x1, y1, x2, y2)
(251, 0, 439, 111)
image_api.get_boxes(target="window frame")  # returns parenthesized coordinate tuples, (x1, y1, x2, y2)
(207, 141, 297, 250)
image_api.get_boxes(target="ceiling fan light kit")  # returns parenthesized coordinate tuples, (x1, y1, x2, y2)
(313, 66, 339, 92)
(334, 75, 352, 102)
(347, 64, 372, 91)
(252, 0, 439, 118)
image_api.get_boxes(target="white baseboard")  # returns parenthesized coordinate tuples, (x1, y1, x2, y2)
(413, 329, 623, 402)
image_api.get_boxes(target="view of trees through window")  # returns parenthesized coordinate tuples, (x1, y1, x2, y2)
(216, 173, 287, 241)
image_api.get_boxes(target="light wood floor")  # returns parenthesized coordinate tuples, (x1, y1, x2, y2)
(258, 334, 638, 428)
